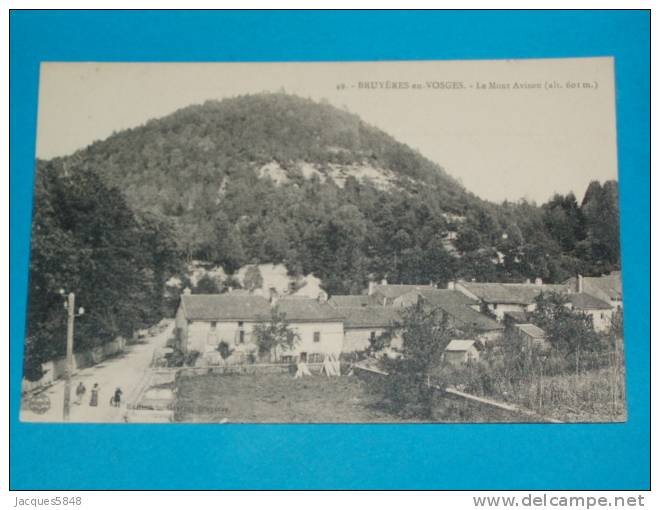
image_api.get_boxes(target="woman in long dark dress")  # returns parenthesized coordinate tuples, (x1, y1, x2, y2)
(89, 383, 99, 407)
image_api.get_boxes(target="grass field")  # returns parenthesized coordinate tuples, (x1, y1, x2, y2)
(173, 372, 432, 423)
(172, 371, 551, 423)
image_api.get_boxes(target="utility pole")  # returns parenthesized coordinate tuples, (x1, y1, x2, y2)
(62, 292, 75, 422)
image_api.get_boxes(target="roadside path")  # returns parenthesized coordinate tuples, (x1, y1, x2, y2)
(20, 323, 172, 423)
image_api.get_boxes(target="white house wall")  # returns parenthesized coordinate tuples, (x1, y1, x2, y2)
(342, 327, 388, 353)
(283, 321, 345, 358)
(186, 320, 259, 354)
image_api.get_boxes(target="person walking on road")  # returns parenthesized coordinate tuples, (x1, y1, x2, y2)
(89, 383, 99, 407)
(111, 387, 123, 407)
(75, 382, 86, 405)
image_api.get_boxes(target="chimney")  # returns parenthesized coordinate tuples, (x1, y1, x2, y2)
(317, 292, 327, 303)
(381, 278, 388, 286)
(534, 277, 543, 286)
(524, 278, 531, 285)
(183, 287, 191, 295)
(577, 274, 584, 294)
(447, 281, 456, 291)
(368, 281, 375, 296)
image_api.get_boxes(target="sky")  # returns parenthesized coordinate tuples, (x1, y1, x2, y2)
(36, 58, 618, 204)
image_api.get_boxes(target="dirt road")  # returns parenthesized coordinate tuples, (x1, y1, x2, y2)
(20, 323, 172, 423)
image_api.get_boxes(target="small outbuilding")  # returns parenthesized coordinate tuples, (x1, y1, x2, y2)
(443, 339, 483, 366)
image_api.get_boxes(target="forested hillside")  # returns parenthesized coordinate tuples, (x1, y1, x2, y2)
(26, 93, 620, 377)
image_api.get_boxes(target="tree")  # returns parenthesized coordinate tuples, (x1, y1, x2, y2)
(252, 308, 300, 361)
(24, 163, 182, 381)
(370, 302, 457, 419)
(455, 226, 482, 253)
(530, 292, 601, 366)
(193, 274, 221, 294)
(581, 180, 620, 269)
(542, 192, 586, 252)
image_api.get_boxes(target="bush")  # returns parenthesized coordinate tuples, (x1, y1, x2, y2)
(165, 349, 185, 367)
(216, 341, 233, 360)
(184, 350, 201, 367)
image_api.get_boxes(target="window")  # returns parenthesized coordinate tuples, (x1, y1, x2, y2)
(370, 331, 376, 341)
(210, 321, 217, 328)
(239, 330, 245, 344)
(313, 331, 321, 343)
(493, 304, 498, 310)
(238, 321, 244, 327)
(187, 320, 192, 326)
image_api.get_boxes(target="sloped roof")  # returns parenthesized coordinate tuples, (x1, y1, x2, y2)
(445, 339, 479, 352)
(458, 281, 568, 305)
(328, 295, 370, 308)
(181, 294, 271, 321)
(567, 292, 612, 310)
(419, 289, 503, 332)
(515, 323, 546, 338)
(565, 272, 622, 302)
(418, 288, 478, 307)
(340, 306, 401, 329)
(276, 297, 345, 322)
(371, 284, 433, 299)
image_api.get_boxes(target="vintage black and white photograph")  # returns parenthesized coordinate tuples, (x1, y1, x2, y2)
(21, 58, 624, 424)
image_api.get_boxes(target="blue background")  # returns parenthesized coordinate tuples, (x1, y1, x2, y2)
(10, 10, 650, 490)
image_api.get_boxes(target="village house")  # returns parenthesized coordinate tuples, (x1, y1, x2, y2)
(271, 296, 345, 363)
(565, 293, 614, 332)
(415, 289, 504, 343)
(452, 279, 569, 320)
(334, 306, 402, 354)
(442, 339, 483, 366)
(175, 291, 345, 363)
(564, 272, 622, 310)
(174, 291, 271, 356)
(512, 323, 549, 351)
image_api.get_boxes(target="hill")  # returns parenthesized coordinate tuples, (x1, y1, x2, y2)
(35, 92, 620, 294)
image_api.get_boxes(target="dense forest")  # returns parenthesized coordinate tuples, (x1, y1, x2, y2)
(25, 93, 621, 378)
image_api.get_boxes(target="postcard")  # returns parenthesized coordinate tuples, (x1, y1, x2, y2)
(21, 58, 624, 424)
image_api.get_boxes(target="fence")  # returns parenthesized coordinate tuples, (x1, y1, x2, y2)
(177, 361, 333, 378)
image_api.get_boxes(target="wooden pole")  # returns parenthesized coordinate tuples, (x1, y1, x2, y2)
(62, 292, 75, 421)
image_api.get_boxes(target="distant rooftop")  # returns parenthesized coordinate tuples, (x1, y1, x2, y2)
(458, 281, 568, 305)
(328, 295, 371, 308)
(445, 339, 480, 352)
(419, 289, 503, 331)
(567, 292, 612, 310)
(181, 294, 271, 321)
(515, 323, 546, 338)
(565, 272, 622, 302)
(276, 297, 345, 322)
(370, 283, 433, 299)
(339, 306, 401, 329)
